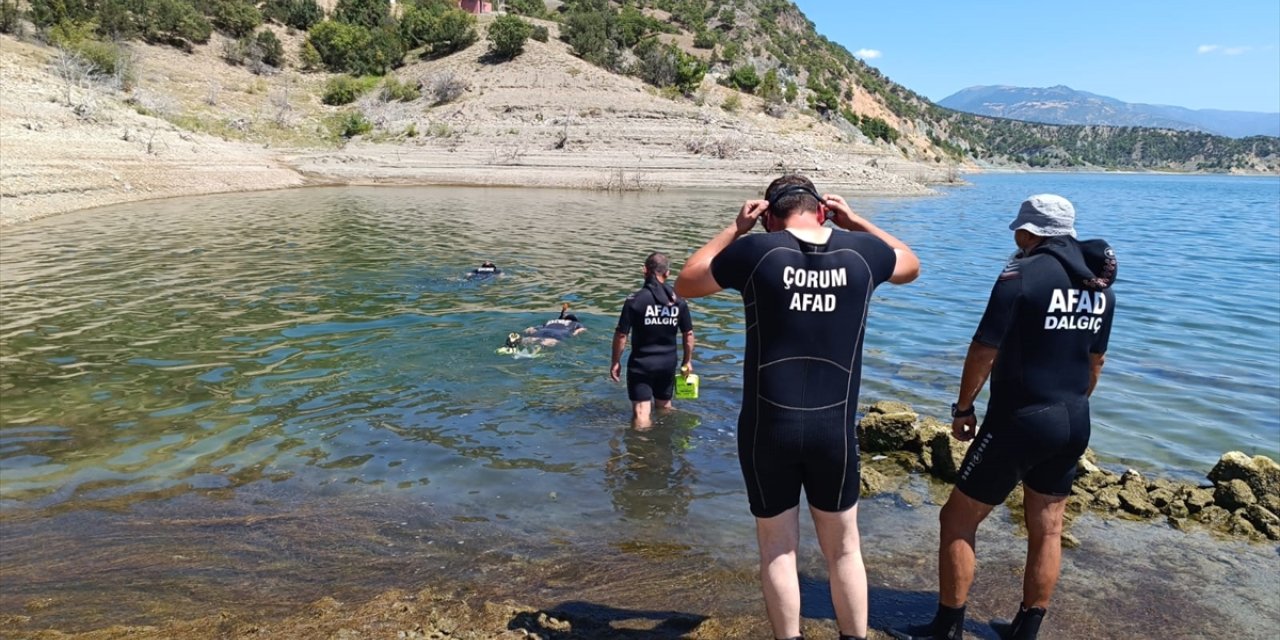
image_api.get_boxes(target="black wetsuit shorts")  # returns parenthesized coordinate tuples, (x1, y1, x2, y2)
(956, 397, 1092, 505)
(627, 369, 675, 402)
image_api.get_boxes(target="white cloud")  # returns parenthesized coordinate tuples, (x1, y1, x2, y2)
(854, 49, 882, 60)
(1198, 44, 1254, 55)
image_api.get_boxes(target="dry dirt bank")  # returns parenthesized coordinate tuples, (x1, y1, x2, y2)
(1, 22, 948, 227)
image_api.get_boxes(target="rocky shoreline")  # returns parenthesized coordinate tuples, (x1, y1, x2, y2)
(855, 401, 1280, 543)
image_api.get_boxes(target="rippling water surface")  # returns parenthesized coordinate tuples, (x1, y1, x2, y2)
(1, 174, 1278, 634)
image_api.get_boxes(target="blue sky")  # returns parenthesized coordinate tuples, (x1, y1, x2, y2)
(790, 0, 1280, 113)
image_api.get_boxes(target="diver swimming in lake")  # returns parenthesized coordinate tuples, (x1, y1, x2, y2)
(497, 303, 588, 356)
(466, 261, 503, 281)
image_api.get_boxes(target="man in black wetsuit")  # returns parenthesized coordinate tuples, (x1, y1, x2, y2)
(892, 195, 1117, 640)
(610, 252, 695, 429)
(676, 175, 920, 640)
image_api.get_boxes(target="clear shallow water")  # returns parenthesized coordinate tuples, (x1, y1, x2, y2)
(0, 175, 1278, 634)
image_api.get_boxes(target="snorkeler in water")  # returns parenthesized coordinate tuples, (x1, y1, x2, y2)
(466, 261, 503, 281)
(498, 303, 588, 355)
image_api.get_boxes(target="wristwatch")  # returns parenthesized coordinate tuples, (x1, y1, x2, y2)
(950, 403, 975, 418)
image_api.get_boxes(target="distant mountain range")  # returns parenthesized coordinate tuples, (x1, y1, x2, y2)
(938, 85, 1280, 139)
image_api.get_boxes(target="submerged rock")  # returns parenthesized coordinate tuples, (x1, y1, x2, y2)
(860, 467, 888, 496)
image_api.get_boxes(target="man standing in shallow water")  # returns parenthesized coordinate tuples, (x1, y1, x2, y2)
(676, 175, 920, 640)
(892, 195, 1117, 640)
(611, 252, 695, 429)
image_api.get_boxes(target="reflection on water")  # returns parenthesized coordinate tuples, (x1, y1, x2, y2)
(1, 177, 1278, 635)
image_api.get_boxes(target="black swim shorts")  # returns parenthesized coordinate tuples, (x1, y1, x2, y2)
(627, 368, 675, 402)
(955, 398, 1091, 506)
(739, 406, 861, 518)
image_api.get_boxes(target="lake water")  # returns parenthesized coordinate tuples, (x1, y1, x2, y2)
(1, 173, 1278, 636)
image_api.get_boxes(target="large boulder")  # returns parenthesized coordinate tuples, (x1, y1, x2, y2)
(858, 403, 919, 452)
(1214, 479, 1257, 511)
(925, 431, 970, 482)
(1208, 452, 1280, 500)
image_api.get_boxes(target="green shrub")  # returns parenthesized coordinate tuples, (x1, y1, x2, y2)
(722, 93, 741, 113)
(487, 14, 530, 60)
(728, 65, 759, 93)
(308, 19, 402, 74)
(784, 80, 797, 103)
(859, 115, 900, 143)
(332, 110, 372, 137)
(758, 68, 782, 103)
(142, 0, 213, 46)
(256, 29, 284, 66)
(1, 0, 23, 34)
(692, 30, 715, 49)
(263, 0, 323, 31)
(30, 0, 93, 27)
(380, 75, 419, 101)
(530, 24, 548, 42)
(213, 0, 262, 38)
(562, 7, 616, 69)
(426, 8, 476, 55)
(333, 0, 388, 29)
(506, 0, 547, 18)
(299, 38, 322, 69)
(322, 74, 377, 105)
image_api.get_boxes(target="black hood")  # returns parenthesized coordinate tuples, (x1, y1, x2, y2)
(1031, 236, 1117, 290)
(644, 277, 677, 306)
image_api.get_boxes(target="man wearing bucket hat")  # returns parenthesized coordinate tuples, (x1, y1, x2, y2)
(892, 195, 1118, 640)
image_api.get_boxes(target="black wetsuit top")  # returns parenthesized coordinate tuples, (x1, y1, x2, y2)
(974, 237, 1117, 416)
(615, 280, 693, 374)
(530, 317, 584, 341)
(711, 229, 897, 517)
(467, 265, 502, 280)
(957, 236, 1118, 505)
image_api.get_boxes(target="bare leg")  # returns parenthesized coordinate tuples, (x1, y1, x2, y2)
(1022, 487, 1068, 608)
(632, 400, 652, 430)
(756, 506, 802, 640)
(939, 488, 995, 608)
(811, 504, 867, 638)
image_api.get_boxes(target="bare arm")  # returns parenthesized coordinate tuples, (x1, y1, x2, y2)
(610, 332, 627, 382)
(681, 331, 695, 371)
(951, 341, 999, 440)
(823, 194, 920, 284)
(1088, 353, 1106, 397)
(674, 200, 769, 299)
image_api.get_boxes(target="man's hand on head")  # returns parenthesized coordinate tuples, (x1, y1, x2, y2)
(822, 194, 861, 230)
(736, 200, 769, 236)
